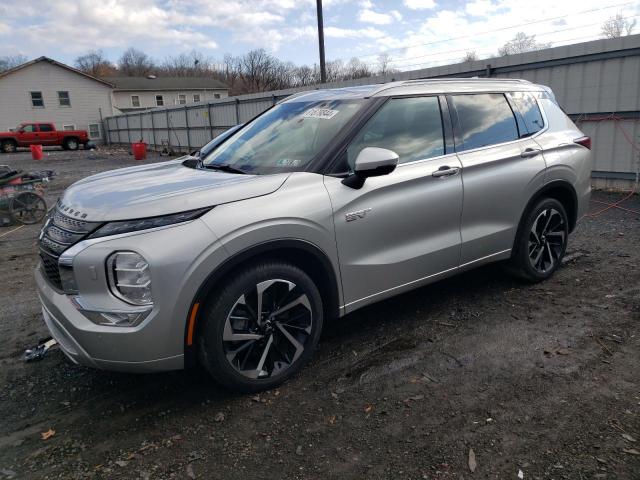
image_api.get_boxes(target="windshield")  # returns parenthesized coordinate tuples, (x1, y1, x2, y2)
(198, 124, 243, 158)
(202, 99, 365, 174)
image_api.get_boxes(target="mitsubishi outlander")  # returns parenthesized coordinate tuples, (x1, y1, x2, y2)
(35, 79, 592, 392)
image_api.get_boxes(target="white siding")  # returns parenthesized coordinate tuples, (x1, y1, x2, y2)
(0, 61, 114, 142)
(112, 89, 228, 112)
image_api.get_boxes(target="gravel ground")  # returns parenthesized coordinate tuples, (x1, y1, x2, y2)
(0, 148, 639, 480)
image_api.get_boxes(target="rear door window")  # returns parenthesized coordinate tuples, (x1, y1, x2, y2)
(39, 124, 54, 132)
(347, 96, 445, 168)
(507, 92, 544, 136)
(450, 94, 519, 151)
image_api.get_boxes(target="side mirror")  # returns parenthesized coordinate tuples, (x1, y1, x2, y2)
(342, 147, 399, 189)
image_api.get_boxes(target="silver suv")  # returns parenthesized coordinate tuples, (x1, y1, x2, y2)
(35, 79, 592, 392)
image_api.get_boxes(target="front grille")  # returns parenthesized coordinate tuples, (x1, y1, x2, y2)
(51, 208, 95, 233)
(38, 205, 101, 289)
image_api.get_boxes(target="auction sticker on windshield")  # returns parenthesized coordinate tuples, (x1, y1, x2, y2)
(303, 108, 339, 120)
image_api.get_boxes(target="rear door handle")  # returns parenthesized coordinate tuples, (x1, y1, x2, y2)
(521, 148, 542, 158)
(432, 166, 460, 178)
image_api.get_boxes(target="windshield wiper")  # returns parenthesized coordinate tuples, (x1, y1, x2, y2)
(202, 163, 248, 175)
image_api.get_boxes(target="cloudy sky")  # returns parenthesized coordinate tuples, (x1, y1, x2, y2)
(1, 0, 639, 71)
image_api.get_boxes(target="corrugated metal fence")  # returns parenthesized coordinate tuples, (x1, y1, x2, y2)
(104, 34, 640, 190)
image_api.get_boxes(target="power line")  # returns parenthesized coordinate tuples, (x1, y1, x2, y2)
(339, 1, 636, 62)
(379, 13, 640, 69)
(377, 32, 630, 72)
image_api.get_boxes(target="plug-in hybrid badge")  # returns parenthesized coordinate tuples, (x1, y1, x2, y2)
(345, 208, 372, 222)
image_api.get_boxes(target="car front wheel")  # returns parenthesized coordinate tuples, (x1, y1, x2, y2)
(198, 261, 323, 392)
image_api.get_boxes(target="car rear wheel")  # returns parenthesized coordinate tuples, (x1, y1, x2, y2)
(510, 198, 569, 282)
(1, 140, 17, 153)
(63, 137, 79, 150)
(198, 261, 323, 392)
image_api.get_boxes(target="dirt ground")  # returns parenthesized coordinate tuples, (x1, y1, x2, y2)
(0, 147, 638, 480)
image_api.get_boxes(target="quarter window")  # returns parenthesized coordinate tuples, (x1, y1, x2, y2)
(30, 91, 44, 107)
(507, 92, 544, 136)
(451, 94, 519, 151)
(347, 96, 445, 168)
(58, 91, 70, 107)
(131, 95, 140, 107)
(155, 95, 164, 106)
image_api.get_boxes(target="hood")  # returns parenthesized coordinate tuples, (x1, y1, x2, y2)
(60, 160, 289, 221)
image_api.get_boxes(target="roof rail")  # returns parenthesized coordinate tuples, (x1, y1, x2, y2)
(366, 77, 533, 96)
(400, 78, 532, 85)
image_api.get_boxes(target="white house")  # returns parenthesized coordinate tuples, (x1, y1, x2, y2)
(0, 57, 230, 143)
(0, 57, 114, 142)
(103, 76, 229, 113)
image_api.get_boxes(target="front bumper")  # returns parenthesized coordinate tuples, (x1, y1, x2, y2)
(36, 266, 184, 372)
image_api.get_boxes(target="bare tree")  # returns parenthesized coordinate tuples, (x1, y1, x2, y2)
(324, 59, 345, 82)
(377, 53, 393, 75)
(161, 51, 213, 77)
(237, 49, 279, 92)
(74, 50, 116, 76)
(462, 51, 478, 62)
(118, 48, 155, 76)
(498, 32, 551, 56)
(601, 13, 637, 38)
(292, 65, 317, 87)
(345, 57, 372, 79)
(0, 55, 27, 72)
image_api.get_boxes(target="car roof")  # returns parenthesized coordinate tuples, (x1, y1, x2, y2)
(283, 78, 546, 103)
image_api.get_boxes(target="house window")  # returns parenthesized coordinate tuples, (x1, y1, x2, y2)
(88, 123, 100, 139)
(193, 94, 201, 102)
(131, 95, 140, 107)
(63, 124, 76, 131)
(178, 94, 187, 105)
(155, 95, 164, 106)
(30, 91, 44, 107)
(214, 93, 221, 99)
(58, 91, 70, 107)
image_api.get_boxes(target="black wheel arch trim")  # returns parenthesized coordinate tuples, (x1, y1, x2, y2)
(183, 238, 341, 367)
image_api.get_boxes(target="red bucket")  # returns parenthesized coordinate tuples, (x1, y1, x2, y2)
(30, 144, 43, 161)
(132, 142, 147, 160)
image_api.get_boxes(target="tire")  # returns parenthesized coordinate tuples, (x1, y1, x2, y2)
(63, 137, 79, 151)
(509, 197, 569, 282)
(198, 261, 324, 392)
(1, 140, 17, 153)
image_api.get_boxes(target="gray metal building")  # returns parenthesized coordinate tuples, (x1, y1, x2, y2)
(104, 34, 640, 191)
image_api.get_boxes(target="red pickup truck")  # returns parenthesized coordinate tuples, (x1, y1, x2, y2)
(0, 122, 91, 153)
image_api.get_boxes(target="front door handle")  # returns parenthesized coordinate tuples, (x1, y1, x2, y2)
(521, 148, 542, 158)
(432, 166, 460, 178)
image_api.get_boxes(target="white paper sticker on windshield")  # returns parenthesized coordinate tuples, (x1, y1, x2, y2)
(303, 108, 339, 120)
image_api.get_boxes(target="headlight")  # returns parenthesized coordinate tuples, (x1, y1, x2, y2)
(107, 251, 153, 306)
(88, 207, 211, 239)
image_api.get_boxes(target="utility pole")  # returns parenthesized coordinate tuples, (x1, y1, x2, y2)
(316, 0, 327, 83)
